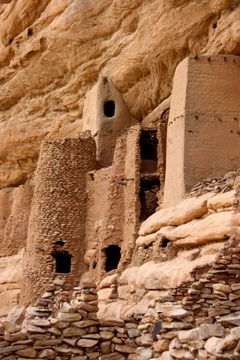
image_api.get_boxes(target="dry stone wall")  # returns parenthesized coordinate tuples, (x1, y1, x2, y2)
(0, 279, 140, 360)
(21, 133, 97, 305)
(1, 244, 240, 359)
(0, 178, 239, 360)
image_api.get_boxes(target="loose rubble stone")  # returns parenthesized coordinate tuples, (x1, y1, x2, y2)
(38, 348, 57, 359)
(136, 347, 153, 360)
(15, 347, 38, 358)
(99, 318, 125, 327)
(7, 307, 26, 326)
(76, 339, 99, 348)
(169, 349, 194, 360)
(204, 336, 222, 354)
(57, 312, 81, 322)
(178, 328, 199, 343)
(153, 339, 171, 352)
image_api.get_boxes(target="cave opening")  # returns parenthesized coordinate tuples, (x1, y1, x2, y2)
(140, 177, 160, 221)
(52, 253, 72, 273)
(27, 28, 33, 36)
(162, 238, 170, 248)
(104, 100, 115, 117)
(105, 245, 121, 272)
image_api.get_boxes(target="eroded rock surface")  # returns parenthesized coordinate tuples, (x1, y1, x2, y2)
(1, 0, 240, 188)
(0, 250, 23, 318)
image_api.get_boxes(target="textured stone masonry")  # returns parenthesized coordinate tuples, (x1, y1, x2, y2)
(21, 133, 97, 305)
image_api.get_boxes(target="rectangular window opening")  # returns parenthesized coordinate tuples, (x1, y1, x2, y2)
(140, 130, 158, 173)
(52, 253, 72, 273)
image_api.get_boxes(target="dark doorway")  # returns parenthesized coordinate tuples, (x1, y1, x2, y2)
(55, 239, 64, 246)
(52, 253, 72, 273)
(140, 177, 160, 221)
(104, 101, 115, 117)
(105, 245, 121, 272)
(140, 130, 158, 173)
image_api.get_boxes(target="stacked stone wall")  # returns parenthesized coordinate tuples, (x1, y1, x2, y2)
(0, 279, 140, 360)
(21, 134, 96, 305)
(3, 228, 240, 360)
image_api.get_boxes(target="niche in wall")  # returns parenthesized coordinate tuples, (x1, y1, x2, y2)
(52, 253, 73, 273)
(105, 245, 121, 272)
(104, 100, 115, 117)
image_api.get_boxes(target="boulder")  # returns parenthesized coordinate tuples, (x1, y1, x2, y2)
(7, 306, 26, 326)
(207, 190, 234, 210)
(204, 336, 222, 354)
(159, 211, 233, 248)
(136, 232, 162, 247)
(136, 347, 153, 359)
(139, 194, 211, 236)
(98, 274, 118, 289)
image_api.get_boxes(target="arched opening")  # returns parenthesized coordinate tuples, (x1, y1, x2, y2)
(105, 245, 121, 272)
(52, 253, 72, 273)
(104, 101, 115, 117)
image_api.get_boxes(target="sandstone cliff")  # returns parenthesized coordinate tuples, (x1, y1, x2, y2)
(0, 0, 240, 349)
(0, 0, 240, 188)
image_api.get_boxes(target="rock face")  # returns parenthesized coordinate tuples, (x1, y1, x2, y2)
(1, 5, 240, 359)
(1, 0, 240, 188)
(0, 185, 33, 257)
(0, 250, 23, 318)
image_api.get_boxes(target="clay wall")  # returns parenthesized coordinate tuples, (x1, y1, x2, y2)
(157, 122, 167, 206)
(84, 167, 112, 279)
(164, 55, 240, 207)
(82, 78, 137, 168)
(122, 127, 141, 268)
(21, 134, 96, 305)
(85, 126, 142, 281)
